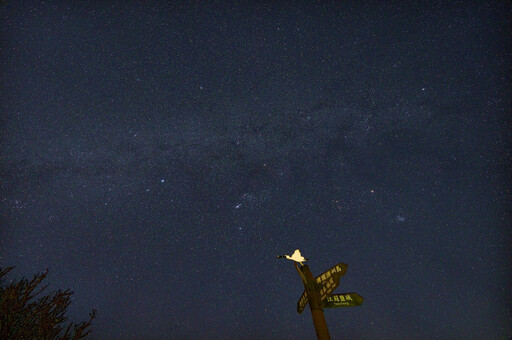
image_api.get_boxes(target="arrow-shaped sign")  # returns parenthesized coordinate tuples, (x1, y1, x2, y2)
(316, 263, 347, 303)
(297, 290, 308, 314)
(322, 293, 364, 308)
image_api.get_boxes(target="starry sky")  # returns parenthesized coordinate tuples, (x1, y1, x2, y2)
(1, 1, 511, 339)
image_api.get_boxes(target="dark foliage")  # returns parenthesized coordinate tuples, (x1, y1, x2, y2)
(0, 266, 96, 339)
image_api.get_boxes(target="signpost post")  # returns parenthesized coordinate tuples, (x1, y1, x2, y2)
(279, 253, 363, 340)
(297, 263, 331, 340)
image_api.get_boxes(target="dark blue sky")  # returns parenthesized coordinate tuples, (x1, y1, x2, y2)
(1, 1, 511, 339)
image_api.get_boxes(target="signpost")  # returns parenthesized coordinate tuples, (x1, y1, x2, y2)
(279, 252, 363, 340)
(297, 262, 348, 314)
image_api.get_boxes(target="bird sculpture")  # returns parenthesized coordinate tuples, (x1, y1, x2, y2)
(277, 249, 308, 266)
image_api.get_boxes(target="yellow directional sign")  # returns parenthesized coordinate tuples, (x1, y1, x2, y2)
(297, 290, 308, 314)
(296, 263, 348, 313)
(316, 263, 347, 303)
(322, 293, 364, 308)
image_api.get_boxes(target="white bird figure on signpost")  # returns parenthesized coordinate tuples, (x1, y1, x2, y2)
(277, 249, 308, 266)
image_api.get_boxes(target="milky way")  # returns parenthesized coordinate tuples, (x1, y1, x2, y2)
(1, 1, 511, 339)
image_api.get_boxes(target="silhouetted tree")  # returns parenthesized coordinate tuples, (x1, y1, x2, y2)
(0, 266, 96, 339)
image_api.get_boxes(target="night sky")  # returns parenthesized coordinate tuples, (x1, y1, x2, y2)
(1, 1, 511, 339)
